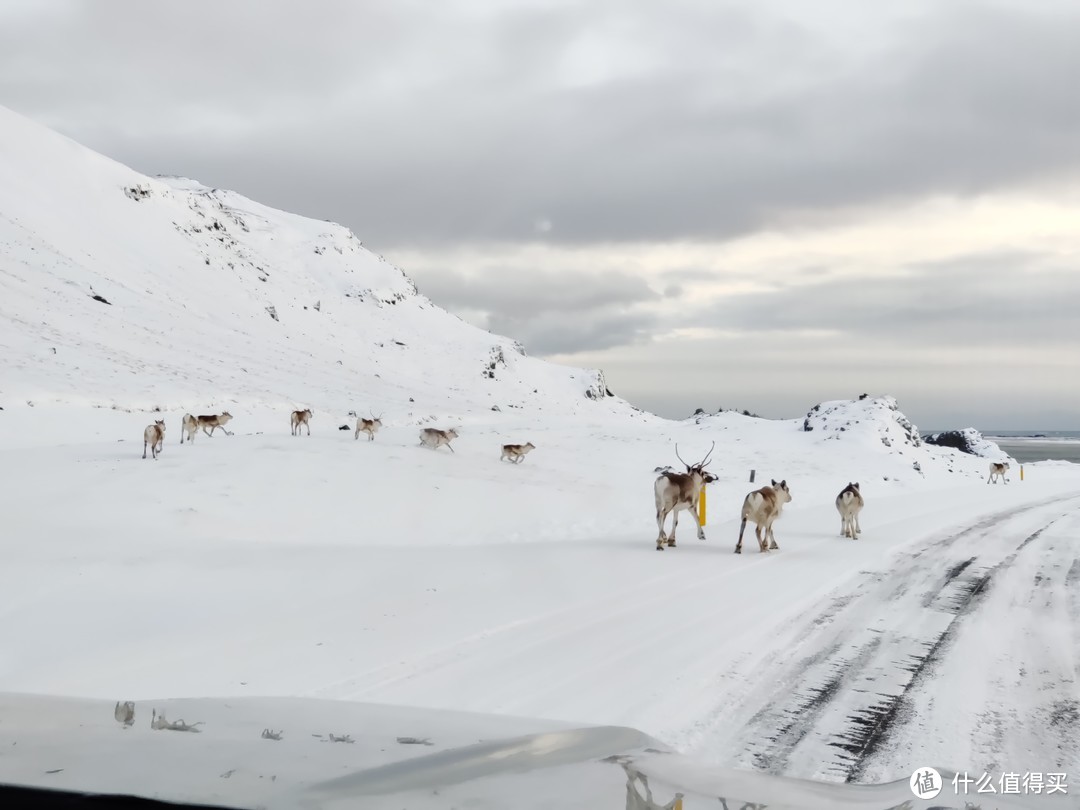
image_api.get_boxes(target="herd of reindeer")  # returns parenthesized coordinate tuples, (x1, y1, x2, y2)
(139, 409, 1012, 555)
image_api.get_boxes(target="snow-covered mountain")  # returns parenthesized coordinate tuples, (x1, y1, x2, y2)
(0, 103, 625, 421)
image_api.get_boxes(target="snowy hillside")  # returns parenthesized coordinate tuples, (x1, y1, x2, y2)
(2, 105, 1079, 799)
(0, 103, 623, 421)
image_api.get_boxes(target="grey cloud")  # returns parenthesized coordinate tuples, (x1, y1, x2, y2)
(5, 1, 1080, 248)
(411, 266, 660, 318)
(687, 251, 1080, 348)
(489, 308, 658, 355)
(662, 283, 684, 298)
(408, 264, 661, 354)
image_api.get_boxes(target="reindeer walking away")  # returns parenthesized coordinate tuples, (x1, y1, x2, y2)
(355, 414, 383, 441)
(500, 442, 535, 463)
(654, 441, 717, 550)
(836, 481, 863, 539)
(419, 427, 458, 452)
(735, 479, 792, 553)
(180, 413, 198, 444)
(291, 408, 313, 436)
(143, 420, 165, 460)
(987, 461, 1010, 484)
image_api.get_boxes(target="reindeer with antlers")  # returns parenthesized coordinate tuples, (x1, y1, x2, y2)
(355, 412, 384, 441)
(653, 441, 717, 551)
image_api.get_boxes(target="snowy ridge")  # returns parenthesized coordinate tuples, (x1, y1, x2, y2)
(802, 395, 922, 449)
(0, 103, 624, 420)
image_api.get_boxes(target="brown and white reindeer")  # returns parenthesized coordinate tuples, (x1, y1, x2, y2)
(290, 408, 313, 436)
(500, 442, 536, 463)
(180, 413, 198, 444)
(142, 419, 165, 460)
(654, 441, 717, 550)
(836, 481, 864, 539)
(735, 479, 792, 553)
(355, 413, 383, 441)
(419, 427, 459, 452)
(987, 461, 1010, 484)
(196, 412, 233, 437)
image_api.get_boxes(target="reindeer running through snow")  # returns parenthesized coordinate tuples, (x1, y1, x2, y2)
(735, 479, 792, 553)
(143, 419, 165, 460)
(196, 412, 233, 437)
(355, 413, 383, 441)
(653, 441, 717, 550)
(987, 461, 1010, 484)
(500, 442, 535, 463)
(419, 427, 459, 452)
(290, 408, 313, 436)
(836, 481, 863, 539)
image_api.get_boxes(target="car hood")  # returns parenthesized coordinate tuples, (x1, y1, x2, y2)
(0, 692, 1068, 810)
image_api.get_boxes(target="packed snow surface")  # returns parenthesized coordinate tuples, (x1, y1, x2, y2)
(1, 104, 1078, 795)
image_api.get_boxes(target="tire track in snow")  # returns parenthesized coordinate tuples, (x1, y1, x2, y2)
(855, 512, 1080, 784)
(685, 492, 1080, 782)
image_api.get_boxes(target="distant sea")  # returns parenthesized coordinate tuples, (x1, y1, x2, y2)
(981, 430, 1080, 464)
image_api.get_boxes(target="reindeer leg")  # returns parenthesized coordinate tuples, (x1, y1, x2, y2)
(685, 501, 705, 541)
(668, 508, 678, 547)
(306, 422, 310, 436)
(768, 522, 779, 550)
(735, 518, 747, 554)
(143, 441, 147, 459)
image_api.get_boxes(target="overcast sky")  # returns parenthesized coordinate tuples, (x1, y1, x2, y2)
(3, 0, 1080, 429)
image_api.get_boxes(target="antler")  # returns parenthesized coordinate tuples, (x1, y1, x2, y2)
(674, 443, 688, 468)
(700, 440, 716, 467)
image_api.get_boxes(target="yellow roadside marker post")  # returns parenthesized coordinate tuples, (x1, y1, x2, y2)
(698, 486, 707, 526)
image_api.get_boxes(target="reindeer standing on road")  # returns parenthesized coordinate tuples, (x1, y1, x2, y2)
(653, 441, 717, 551)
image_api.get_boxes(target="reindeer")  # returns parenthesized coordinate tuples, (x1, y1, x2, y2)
(653, 441, 717, 550)
(987, 461, 1010, 484)
(142, 420, 165, 460)
(836, 482, 863, 539)
(290, 408, 313, 436)
(419, 427, 459, 452)
(500, 442, 536, 463)
(735, 479, 792, 553)
(355, 413, 383, 441)
(196, 412, 233, 437)
(180, 413, 198, 444)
